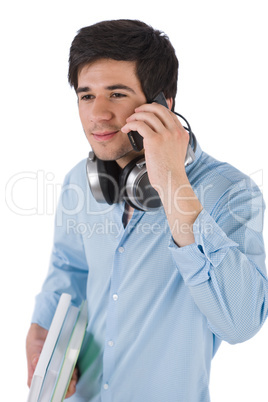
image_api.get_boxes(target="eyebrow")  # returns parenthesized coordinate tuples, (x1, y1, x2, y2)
(76, 84, 136, 94)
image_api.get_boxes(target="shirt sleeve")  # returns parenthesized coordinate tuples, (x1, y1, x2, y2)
(31, 170, 89, 330)
(169, 180, 268, 344)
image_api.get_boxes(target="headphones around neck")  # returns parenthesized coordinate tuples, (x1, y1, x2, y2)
(86, 92, 197, 212)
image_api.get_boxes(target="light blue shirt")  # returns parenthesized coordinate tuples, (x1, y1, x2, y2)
(32, 142, 268, 402)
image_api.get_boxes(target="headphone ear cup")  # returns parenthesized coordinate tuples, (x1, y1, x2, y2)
(119, 157, 143, 209)
(120, 157, 161, 211)
(97, 159, 121, 204)
(87, 152, 121, 205)
(87, 152, 161, 210)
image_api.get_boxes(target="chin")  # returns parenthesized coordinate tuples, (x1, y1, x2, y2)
(91, 146, 133, 163)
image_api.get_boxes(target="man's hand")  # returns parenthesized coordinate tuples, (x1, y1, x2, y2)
(121, 102, 203, 247)
(65, 367, 79, 398)
(122, 102, 189, 189)
(26, 323, 48, 387)
(26, 323, 78, 399)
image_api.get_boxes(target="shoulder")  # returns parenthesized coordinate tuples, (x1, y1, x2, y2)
(188, 143, 262, 213)
(63, 158, 88, 186)
(56, 158, 89, 211)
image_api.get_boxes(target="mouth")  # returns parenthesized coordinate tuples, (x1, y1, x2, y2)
(92, 131, 119, 142)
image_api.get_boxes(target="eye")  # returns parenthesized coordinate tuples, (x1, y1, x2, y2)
(111, 93, 127, 99)
(80, 94, 94, 101)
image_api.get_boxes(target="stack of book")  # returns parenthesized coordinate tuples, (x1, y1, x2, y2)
(27, 293, 88, 402)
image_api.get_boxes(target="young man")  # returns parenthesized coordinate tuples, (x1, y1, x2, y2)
(26, 20, 268, 401)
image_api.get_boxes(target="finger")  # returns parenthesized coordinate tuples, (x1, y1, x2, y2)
(135, 102, 169, 114)
(65, 367, 79, 399)
(134, 104, 187, 140)
(65, 379, 77, 399)
(27, 354, 40, 387)
(134, 102, 173, 124)
(126, 111, 165, 132)
(136, 102, 187, 133)
(121, 120, 156, 141)
(135, 104, 171, 125)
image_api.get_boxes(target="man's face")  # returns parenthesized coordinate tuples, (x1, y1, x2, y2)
(77, 59, 147, 167)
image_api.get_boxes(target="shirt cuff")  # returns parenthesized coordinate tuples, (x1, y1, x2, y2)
(168, 209, 238, 286)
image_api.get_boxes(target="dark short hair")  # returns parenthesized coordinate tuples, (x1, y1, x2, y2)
(68, 19, 178, 108)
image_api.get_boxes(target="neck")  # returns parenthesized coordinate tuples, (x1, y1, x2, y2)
(116, 150, 144, 169)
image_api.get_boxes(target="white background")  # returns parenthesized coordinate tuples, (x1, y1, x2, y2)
(1, 0, 267, 400)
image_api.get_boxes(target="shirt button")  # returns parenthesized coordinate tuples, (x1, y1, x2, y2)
(108, 340, 114, 347)
(118, 246, 124, 253)
(103, 383, 109, 390)
(113, 293, 118, 301)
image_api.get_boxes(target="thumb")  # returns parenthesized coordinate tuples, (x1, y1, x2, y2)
(32, 355, 39, 367)
(27, 354, 40, 387)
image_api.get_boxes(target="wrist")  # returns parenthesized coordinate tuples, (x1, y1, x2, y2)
(160, 174, 203, 247)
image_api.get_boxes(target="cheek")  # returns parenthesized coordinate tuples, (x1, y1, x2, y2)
(78, 106, 90, 130)
(78, 105, 85, 121)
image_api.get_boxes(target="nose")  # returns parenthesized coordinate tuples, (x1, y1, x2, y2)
(89, 96, 113, 123)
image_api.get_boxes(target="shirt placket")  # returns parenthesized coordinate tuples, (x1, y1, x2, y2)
(101, 209, 144, 401)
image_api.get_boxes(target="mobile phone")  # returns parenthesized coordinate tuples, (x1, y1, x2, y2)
(127, 92, 168, 152)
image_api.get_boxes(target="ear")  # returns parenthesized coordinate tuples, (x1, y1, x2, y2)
(166, 98, 173, 110)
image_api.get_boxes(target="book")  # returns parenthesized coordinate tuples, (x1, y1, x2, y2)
(51, 301, 88, 401)
(27, 294, 88, 402)
(27, 293, 72, 402)
(38, 304, 80, 401)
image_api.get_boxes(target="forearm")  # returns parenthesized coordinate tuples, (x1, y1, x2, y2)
(161, 171, 203, 247)
(184, 246, 267, 343)
(170, 208, 268, 343)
